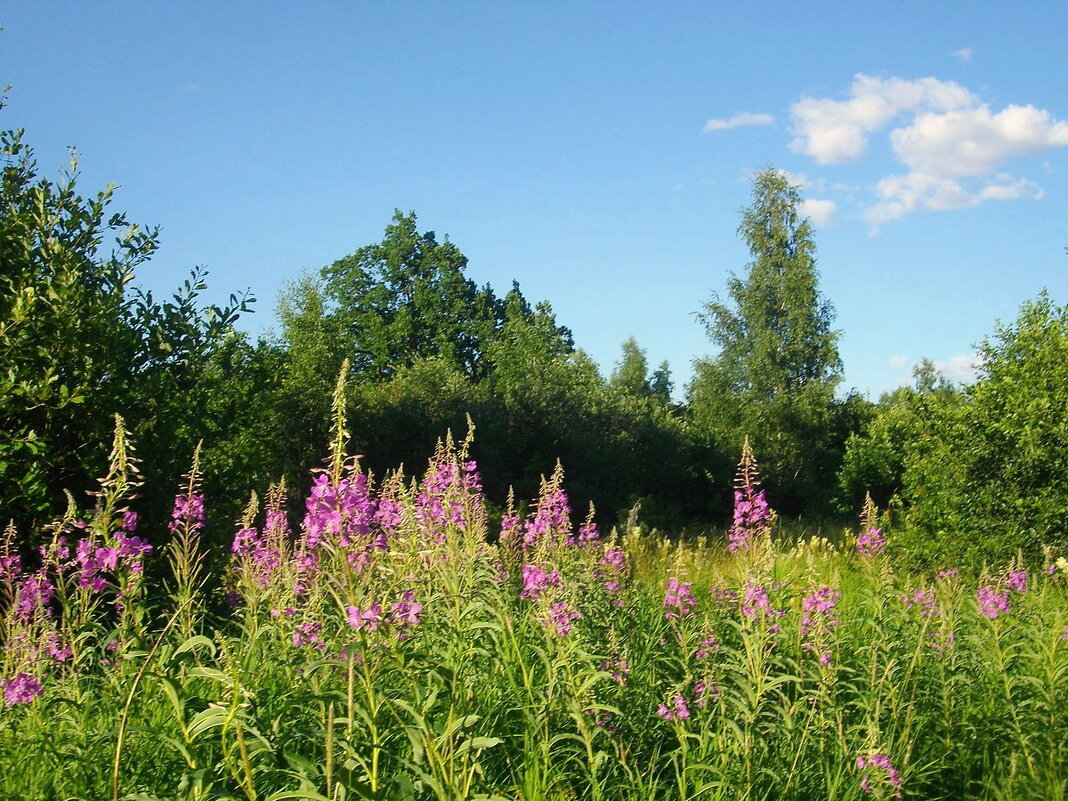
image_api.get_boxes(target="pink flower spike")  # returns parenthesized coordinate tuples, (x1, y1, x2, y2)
(3, 673, 43, 706)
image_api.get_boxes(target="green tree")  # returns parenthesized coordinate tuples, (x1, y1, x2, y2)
(650, 360, 674, 404)
(688, 168, 843, 514)
(320, 210, 504, 380)
(610, 337, 652, 397)
(0, 116, 156, 526)
(896, 292, 1068, 568)
(0, 100, 260, 535)
(837, 361, 957, 513)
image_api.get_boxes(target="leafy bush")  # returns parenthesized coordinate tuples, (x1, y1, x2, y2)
(854, 294, 1068, 570)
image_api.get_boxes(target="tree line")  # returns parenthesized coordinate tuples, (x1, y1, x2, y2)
(3, 107, 1066, 569)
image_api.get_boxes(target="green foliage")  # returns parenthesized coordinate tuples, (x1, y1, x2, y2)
(610, 337, 653, 398)
(320, 210, 505, 380)
(896, 292, 1068, 569)
(0, 101, 264, 537)
(688, 168, 846, 515)
(4, 435, 1066, 800)
(837, 360, 957, 513)
(356, 356, 485, 479)
(0, 112, 156, 527)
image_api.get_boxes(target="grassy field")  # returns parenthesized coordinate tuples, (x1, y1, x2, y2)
(2, 427, 1066, 800)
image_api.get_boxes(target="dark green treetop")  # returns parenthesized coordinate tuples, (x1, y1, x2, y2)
(320, 210, 504, 380)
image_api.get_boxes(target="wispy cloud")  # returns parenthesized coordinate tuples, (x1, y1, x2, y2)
(800, 198, 837, 226)
(936, 353, 981, 382)
(952, 47, 973, 63)
(887, 353, 981, 384)
(787, 74, 1068, 225)
(703, 111, 774, 132)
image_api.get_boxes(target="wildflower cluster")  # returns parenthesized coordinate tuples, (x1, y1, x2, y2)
(801, 586, 841, 665)
(415, 446, 486, 543)
(856, 493, 886, 556)
(663, 577, 696, 620)
(544, 601, 582, 637)
(520, 563, 561, 601)
(857, 753, 903, 798)
(741, 582, 785, 632)
(657, 694, 690, 722)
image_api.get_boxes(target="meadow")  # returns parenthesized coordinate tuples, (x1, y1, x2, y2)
(1, 408, 1066, 801)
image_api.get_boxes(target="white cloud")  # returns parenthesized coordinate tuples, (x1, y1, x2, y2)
(935, 353, 981, 382)
(952, 47, 973, 63)
(887, 354, 981, 385)
(800, 198, 837, 226)
(890, 104, 1068, 178)
(703, 111, 774, 132)
(789, 74, 976, 163)
(790, 74, 1068, 225)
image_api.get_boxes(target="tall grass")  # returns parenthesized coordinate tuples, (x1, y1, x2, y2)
(1, 412, 1066, 800)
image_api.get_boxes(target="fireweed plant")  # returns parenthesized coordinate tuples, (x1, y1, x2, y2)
(1, 391, 1066, 799)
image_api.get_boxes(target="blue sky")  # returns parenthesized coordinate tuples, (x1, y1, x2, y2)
(3, 2, 1067, 399)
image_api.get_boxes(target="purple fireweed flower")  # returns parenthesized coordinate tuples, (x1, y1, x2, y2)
(414, 457, 487, 543)
(936, 569, 959, 580)
(693, 680, 718, 707)
(0, 552, 21, 585)
(857, 753, 902, 798)
(1006, 570, 1028, 593)
(120, 511, 138, 532)
(13, 572, 55, 623)
(741, 582, 783, 627)
(304, 472, 379, 550)
(292, 621, 325, 649)
(728, 487, 773, 552)
(44, 631, 73, 663)
(856, 526, 886, 556)
(522, 470, 571, 548)
(600, 548, 627, 572)
(663, 577, 696, 620)
(977, 585, 1011, 619)
(347, 603, 383, 632)
(95, 546, 119, 572)
(520, 563, 561, 601)
(3, 673, 43, 706)
(902, 587, 938, 618)
(170, 494, 206, 536)
(695, 635, 720, 660)
(498, 512, 521, 547)
(545, 601, 583, 636)
(232, 527, 258, 557)
(576, 519, 599, 544)
(373, 496, 403, 536)
(390, 591, 423, 629)
(114, 532, 153, 561)
(801, 587, 841, 661)
(657, 695, 690, 722)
